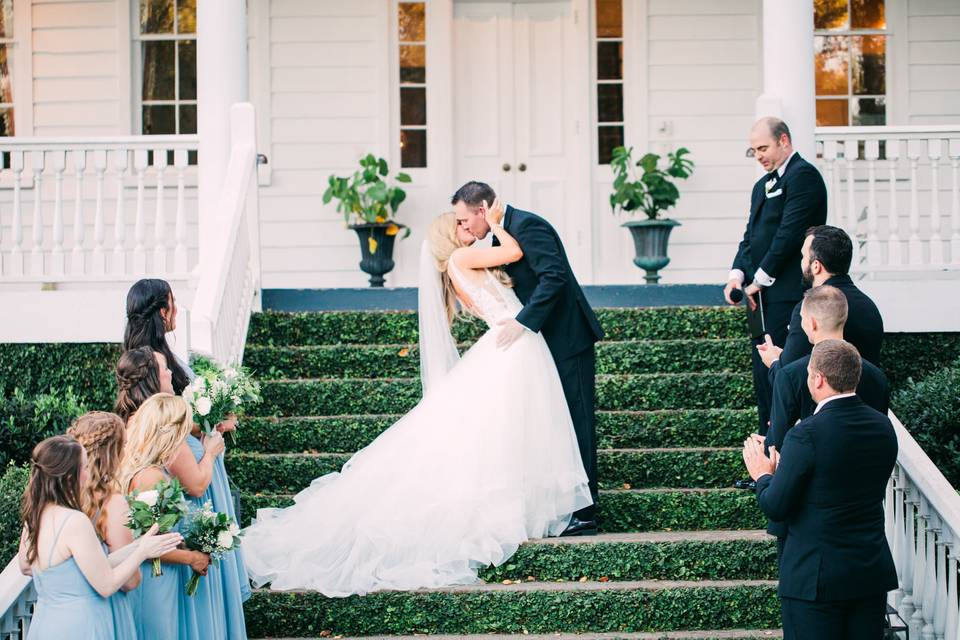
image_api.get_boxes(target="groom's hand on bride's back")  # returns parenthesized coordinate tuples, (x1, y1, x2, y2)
(496, 318, 526, 349)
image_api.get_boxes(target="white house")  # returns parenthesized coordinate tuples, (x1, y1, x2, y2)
(0, 0, 958, 353)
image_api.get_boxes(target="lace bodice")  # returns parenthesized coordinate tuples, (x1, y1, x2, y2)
(448, 259, 523, 327)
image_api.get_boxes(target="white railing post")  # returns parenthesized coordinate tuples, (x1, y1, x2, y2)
(886, 138, 903, 266)
(113, 147, 129, 277)
(946, 532, 959, 640)
(908, 139, 924, 266)
(49, 150, 67, 277)
(91, 149, 108, 276)
(865, 138, 881, 266)
(929, 139, 944, 265)
(822, 139, 839, 226)
(132, 148, 149, 275)
(950, 138, 960, 266)
(8, 151, 25, 276)
(70, 149, 87, 275)
(153, 148, 169, 274)
(174, 148, 189, 273)
(844, 139, 860, 267)
(30, 150, 45, 277)
(922, 502, 938, 639)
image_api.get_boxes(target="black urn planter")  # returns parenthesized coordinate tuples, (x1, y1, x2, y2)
(349, 222, 405, 287)
(622, 218, 680, 284)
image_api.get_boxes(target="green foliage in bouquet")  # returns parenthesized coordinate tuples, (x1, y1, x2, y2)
(181, 501, 241, 596)
(609, 146, 694, 220)
(126, 478, 188, 576)
(183, 357, 262, 436)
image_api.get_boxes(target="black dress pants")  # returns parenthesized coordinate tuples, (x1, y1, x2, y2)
(781, 593, 888, 640)
(750, 300, 794, 434)
(554, 346, 598, 522)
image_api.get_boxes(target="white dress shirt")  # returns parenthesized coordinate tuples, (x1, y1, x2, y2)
(814, 391, 858, 414)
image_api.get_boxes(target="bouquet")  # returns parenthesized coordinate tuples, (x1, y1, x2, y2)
(183, 356, 261, 436)
(125, 478, 188, 576)
(180, 501, 242, 596)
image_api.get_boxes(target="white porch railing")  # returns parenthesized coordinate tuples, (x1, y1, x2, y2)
(815, 125, 960, 276)
(189, 103, 261, 365)
(0, 135, 199, 282)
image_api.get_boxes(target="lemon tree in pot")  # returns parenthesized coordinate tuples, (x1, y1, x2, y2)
(323, 154, 412, 287)
(609, 146, 694, 283)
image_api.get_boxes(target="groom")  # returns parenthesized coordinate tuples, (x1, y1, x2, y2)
(452, 181, 605, 536)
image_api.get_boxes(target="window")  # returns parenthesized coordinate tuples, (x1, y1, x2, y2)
(398, 2, 427, 168)
(595, 0, 624, 164)
(136, 0, 197, 136)
(814, 0, 886, 126)
(0, 0, 14, 136)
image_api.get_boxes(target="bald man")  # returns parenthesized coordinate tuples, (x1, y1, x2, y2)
(725, 118, 828, 437)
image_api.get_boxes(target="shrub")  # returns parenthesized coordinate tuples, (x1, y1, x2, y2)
(0, 463, 29, 565)
(0, 388, 87, 467)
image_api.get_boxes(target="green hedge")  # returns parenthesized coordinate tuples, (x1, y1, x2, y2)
(243, 583, 780, 637)
(596, 373, 753, 412)
(0, 343, 119, 409)
(893, 357, 960, 488)
(0, 464, 28, 565)
(234, 409, 758, 454)
(880, 333, 960, 391)
(0, 389, 87, 467)
(226, 449, 744, 494)
(477, 538, 777, 583)
(239, 489, 765, 532)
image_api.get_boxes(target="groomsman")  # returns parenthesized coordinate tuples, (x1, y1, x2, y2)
(725, 118, 827, 435)
(758, 225, 884, 382)
(743, 340, 898, 640)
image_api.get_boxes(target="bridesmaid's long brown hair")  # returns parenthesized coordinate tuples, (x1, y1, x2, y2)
(114, 346, 162, 423)
(67, 412, 126, 541)
(20, 436, 85, 565)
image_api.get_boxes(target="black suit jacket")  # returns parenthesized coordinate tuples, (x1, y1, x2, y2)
(775, 274, 885, 373)
(733, 154, 827, 304)
(496, 205, 604, 361)
(756, 396, 898, 602)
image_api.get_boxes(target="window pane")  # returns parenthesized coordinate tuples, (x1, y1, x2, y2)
(140, 0, 174, 34)
(815, 36, 849, 96)
(598, 126, 624, 165)
(400, 45, 426, 84)
(142, 40, 176, 100)
(179, 104, 197, 134)
(816, 99, 849, 126)
(178, 40, 197, 100)
(597, 42, 622, 81)
(0, 0, 13, 39)
(852, 0, 885, 29)
(852, 35, 885, 95)
(401, 129, 427, 168)
(596, 0, 622, 38)
(0, 45, 11, 104)
(852, 97, 885, 125)
(400, 87, 426, 126)
(142, 105, 176, 135)
(0, 108, 14, 136)
(597, 83, 623, 122)
(814, 0, 848, 30)
(177, 0, 196, 34)
(398, 2, 425, 42)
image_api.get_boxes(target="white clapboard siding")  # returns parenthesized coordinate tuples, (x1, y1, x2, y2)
(906, 2, 960, 124)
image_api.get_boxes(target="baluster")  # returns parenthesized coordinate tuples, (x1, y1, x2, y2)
(70, 149, 87, 275)
(174, 148, 189, 272)
(30, 150, 45, 277)
(887, 139, 903, 266)
(950, 139, 960, 266)
(845, 140, 860, 266)
(908, 139, 923, 266)
(929, 139, 944, 265)
(91, 150, 107, 275)
(112, 149, 129, 276)
(865, 139, 881, 267)
(132, 148, 148, 275)
(923, 503, 938, 639)
(902, 482, 918, 622)
(8, 150, 25, 276)
(153, 148, 168, 273)
(823, 139, 839, 225)
(912, 492, 927, 637)
(892, 469, 905, 610)
(934, 517, 948, 640)
(49, 150, 67, 277)
(886, 474, 896, 552)
(946, 532, 959, 640)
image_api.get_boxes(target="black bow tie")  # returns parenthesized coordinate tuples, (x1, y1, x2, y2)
(767, 172, 778, 183)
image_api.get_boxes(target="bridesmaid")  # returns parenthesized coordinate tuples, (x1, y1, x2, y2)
(66, 412, 139, 639)
(118, 394, 213, 640)
(124, 278, 250, 639)
(18, 435, 180, 640)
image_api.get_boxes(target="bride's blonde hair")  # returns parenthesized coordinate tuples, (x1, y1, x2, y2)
(427, 212, 511, 325)
(118, 393, 192, 492)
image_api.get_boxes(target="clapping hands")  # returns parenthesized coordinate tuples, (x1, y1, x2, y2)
(742, 435, 779, 481)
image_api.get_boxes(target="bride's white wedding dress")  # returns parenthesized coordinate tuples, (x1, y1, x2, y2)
(242, 250, 592, 596)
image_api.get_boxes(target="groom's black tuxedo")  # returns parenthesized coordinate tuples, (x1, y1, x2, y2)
(496, 205, 605, 519)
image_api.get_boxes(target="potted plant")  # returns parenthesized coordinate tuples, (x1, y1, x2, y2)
(609, 146, 694, 283)
(323, 154, 412, 287)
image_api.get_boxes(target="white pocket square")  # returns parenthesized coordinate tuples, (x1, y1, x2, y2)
(765, 189, 783, 199)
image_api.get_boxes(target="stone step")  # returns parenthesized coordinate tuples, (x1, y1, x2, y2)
(235, 409, 757, 454)
(244, 339, 750, 380)
(253, 373, 754, 417)
(246, 307, 748, 347)
(239, 488, 765, 532)
(226, 449, 746, 494)
(243, 579, 779, 638)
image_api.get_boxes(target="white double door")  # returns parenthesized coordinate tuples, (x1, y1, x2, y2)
(452, 1, 591, 276)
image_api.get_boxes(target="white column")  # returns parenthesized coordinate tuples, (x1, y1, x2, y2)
(756, 0, 816, 159)
(197, 1, 249, 269)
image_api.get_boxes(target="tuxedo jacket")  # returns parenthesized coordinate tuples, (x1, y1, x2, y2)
(756, 396, 898, 602)
(774, 274, 885, 372)
(733, 154, 827, 305)
(496, 205, 604, 361)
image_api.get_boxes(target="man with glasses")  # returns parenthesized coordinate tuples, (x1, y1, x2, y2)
(725, 118, 827, 460)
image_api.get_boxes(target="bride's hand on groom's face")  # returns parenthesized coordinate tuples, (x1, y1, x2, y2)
(483, 198, 505, 228)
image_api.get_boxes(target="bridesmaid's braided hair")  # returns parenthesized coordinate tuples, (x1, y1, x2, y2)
(114, 347, 162, 423)
(67, 412, 125, 541)
(123, 279, 189, 394)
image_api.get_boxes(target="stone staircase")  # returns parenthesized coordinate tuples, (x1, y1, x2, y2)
(230, 306, 783, 638)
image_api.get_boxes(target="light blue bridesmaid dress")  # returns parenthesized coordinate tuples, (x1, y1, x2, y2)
(92, 505, 138, 640)
(28, 512, 115, 640)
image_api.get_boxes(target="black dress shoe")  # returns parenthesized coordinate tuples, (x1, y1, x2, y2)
(733, 477, 757, 490)
(560, 517, 598, 537)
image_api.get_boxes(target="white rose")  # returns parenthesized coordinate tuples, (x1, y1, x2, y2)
(213, 380, 228, 396)
(224, 367, 238, 380)
(230, 395, 241, 406)
(196, 397, 212, 416)
(217, 530, 234, 549)
(137, 490, 159, 508)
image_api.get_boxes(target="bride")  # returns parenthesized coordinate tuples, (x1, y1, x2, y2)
(242, 201, 592, 596)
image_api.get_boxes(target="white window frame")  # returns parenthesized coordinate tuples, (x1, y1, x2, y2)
(396, 1, 428, 170)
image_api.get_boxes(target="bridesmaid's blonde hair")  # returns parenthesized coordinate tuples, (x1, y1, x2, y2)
(118, 393, 192, 492)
